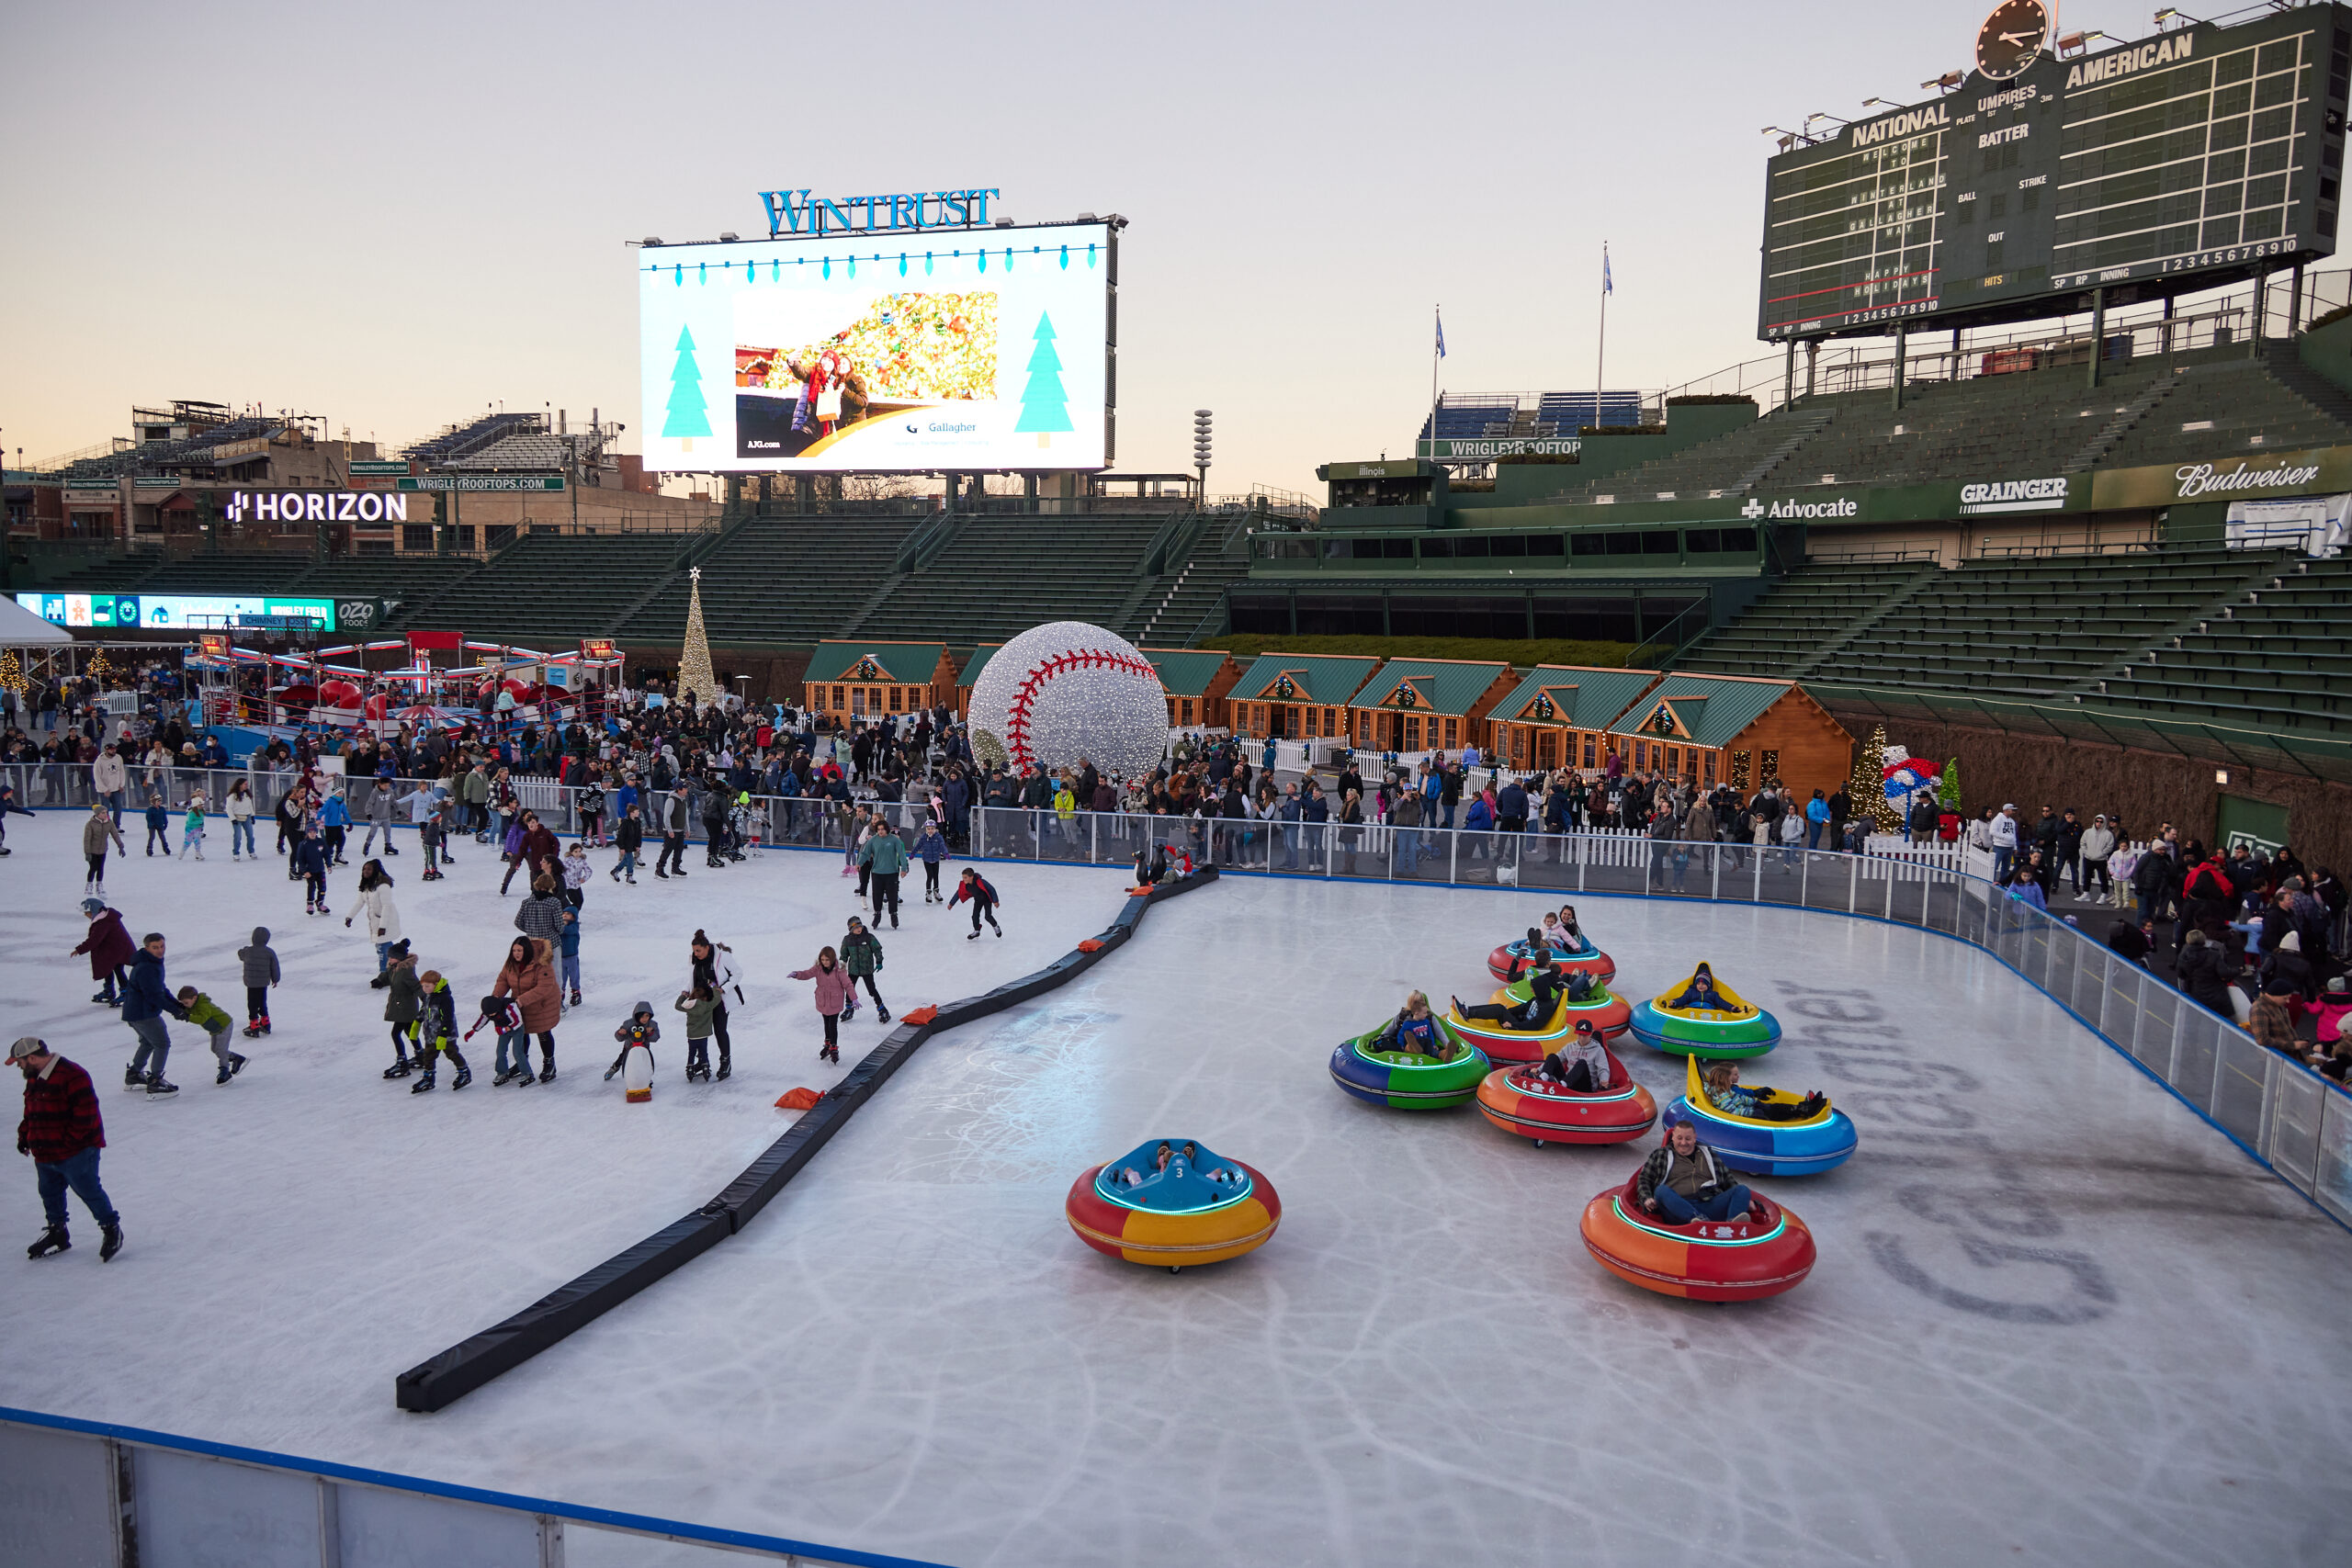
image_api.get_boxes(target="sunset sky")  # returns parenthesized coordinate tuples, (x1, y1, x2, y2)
(1, 1, 2278, 494)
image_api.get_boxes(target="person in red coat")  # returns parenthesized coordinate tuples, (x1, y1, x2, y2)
(72, 898, 137, 1008)
(15, 1037, 121, 1261)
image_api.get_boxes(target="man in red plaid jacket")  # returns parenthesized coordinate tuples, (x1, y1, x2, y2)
(15, 1037, 122, 1262)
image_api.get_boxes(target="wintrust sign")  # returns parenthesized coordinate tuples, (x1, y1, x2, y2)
(221, 491, 410, 523)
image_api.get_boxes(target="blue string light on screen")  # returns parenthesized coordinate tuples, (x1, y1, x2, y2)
(642, 243, 1098, 285)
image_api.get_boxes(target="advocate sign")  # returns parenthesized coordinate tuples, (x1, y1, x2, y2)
(2091, 446, 2352, 511)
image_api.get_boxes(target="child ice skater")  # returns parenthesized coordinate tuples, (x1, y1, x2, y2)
(143, 793, 170, 856)
(559, 904, 583, 1010)
(913, 819, 946, 902)
(175, 986, 246, 1084)
(179, 793, 207, 860)
(409, 969, 467, 1092)
(948, 867, 1002, 940)
(787, 946, 854, 1063)
(468, 993, 535, 1087)
(295, 826, 331, 917)
(381, 942, 422, 1078)
(675, 986, 718, 1081)
(237, 926, 278, 1038)
(606, 999, 660, 1081)
(611, 804, 642, 885)
(842, 917, 889, 1024)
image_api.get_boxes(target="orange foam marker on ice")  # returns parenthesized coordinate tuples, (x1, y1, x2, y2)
(1078, 939, 1105, 953)
(775, 1087, 822, 1111)
(901, 1006, 940, 1026)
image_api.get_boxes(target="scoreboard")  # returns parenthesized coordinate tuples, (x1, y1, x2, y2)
(1759, 2, 2352, 341)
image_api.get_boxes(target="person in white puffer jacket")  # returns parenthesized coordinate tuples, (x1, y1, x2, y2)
(345, 860, 402, 986)
(2077, 814, 2119, 902)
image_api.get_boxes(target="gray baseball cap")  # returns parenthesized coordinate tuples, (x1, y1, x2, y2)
(8, 1037, 49, 1062)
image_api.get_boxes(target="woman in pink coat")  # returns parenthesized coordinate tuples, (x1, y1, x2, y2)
(787, 946, 853, 1064)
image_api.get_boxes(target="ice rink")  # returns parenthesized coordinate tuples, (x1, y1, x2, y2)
(5, 820, 2351, 1568)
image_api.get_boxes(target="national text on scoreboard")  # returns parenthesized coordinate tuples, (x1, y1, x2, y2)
(1758, 3, 2352, 342)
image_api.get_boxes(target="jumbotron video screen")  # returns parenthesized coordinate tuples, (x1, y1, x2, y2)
(1760, 2, 2352, 340)
(638, 220, 1114, 472)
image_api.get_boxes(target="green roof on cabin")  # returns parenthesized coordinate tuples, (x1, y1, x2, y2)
(1490, 666, 1663, 728)
(1607, 673, 1799, 748)
(1353, 658, 1510, 717)
(1231, 653, 1381, 706)
(807, 642, 948, 683)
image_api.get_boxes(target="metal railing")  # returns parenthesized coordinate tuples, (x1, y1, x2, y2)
(963, 807, 2352, 1230)
(0, 1406, 928, 1568)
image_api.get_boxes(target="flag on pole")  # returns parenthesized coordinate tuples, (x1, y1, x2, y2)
(1603, 246, 1612, 296)
(1435, 309, 1446, 359)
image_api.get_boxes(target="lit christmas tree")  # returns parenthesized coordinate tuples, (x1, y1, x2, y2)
(676, 566, 717, 706)
(1845, 724, 1903, 836)
(1012, 310, 1072, 446)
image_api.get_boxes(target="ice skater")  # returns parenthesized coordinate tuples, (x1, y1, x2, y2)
(842, 916, 890, 1023)
(320, 788, 351, 866)
(675, 987, 718, 1081)
(492, 936, 560, 1082)
(294, 826, 331, 916)
(227, 779, 256, 860)
(380, 941, 423, 1078)
(175, 986, 246, 1085)
(913, 819, 947, 902)
(858, 823, 909, 929)
(121, 931, 188, 1096)
(559, 904, 583, 1009)
(606, 1000, 659, 1087)
(787, 946, 854, 1064)
(238, 926, 279, 1038)
(468, 993, 534, 1087)
(141, 792, 170, 857)
(82, 802, 124, 896)
(611, 803, 643, 885)
(74, 897, 135, 1009)
(178, 793, 207, 860)
(687, 931, 741, 1079)
(409, 970, 469, 1092)
(16, 1036, 125, 1263)
(948, 867, 1002, 941)
(347, 861, 402, 981)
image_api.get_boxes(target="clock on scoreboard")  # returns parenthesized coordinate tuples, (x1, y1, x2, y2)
(1758, 1, 2352, 341)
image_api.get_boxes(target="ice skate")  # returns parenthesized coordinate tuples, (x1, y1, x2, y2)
(383, 1060, 413, 1079)
(570, 990, 583, 1008)
(410, 1070, 436, 1094)
(229, 1054, 247, 1077)
(452, 1066, 472, 1090)
(145, 1077, 177, 1096)
(241, 1023, 261, 1039)
(876, 1004, 892, 1024)
(124, 1062, 142, 1087)
(216, 1065, 232, 1085)
(492, 1066, 517, 1087)
(28, 1224, 70, 1259)
(537, 1064, 557, 1082)
(99, 1224, 123, 1262)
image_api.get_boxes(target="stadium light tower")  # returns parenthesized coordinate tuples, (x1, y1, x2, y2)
(1192, 410, 1213, 504)
(1921, 71, 1964, 92)
(2154, 9, 2204, 28)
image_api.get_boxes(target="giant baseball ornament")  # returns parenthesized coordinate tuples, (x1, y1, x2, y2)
(967, 621, 1167, 782)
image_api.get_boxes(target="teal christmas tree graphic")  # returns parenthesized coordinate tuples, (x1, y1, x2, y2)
(1012, 310, 1073, 445)
(663, 324, 712, 451)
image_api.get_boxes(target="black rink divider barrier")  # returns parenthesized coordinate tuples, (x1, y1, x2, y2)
(395, 866, 1219, 1412)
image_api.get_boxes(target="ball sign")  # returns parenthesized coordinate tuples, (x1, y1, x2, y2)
(967, 622, 1166, 784)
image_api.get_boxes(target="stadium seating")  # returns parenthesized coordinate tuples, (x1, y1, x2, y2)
(392, 531, 690, 645)
(1679, 545, 2308, 708)
(612, 515, 923, 647)
(1130, 513, 1254, 645)
(1543, 408, 1833, 502)
(401, 413, 542, 468)
(2098, 552, 2352, 738)
(854, 513, 1173, 643)
(441, 433, 569, 470)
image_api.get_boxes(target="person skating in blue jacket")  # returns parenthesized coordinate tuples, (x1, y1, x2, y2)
(912, 821, 948, 903)
(120, 931, 189, 1096)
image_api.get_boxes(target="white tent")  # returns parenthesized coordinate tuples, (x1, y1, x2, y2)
(0, 594, 71, 646)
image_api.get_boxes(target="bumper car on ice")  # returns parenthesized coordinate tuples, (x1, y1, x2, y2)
(1065, 1139, 1281, 1272)
(1627, 963, 1781, 1058)
(1660, 1056, 1857, 1175)
(1446, 978, 1631, 1064)
(1578, 1172, 1815, 1302)
(1474, 1049, 1657, 1145)
(1329, 1023, 1489, 1110)
(1487, 933, 1614, 985)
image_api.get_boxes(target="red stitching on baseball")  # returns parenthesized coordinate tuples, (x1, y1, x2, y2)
(999, 646, 1157, 772)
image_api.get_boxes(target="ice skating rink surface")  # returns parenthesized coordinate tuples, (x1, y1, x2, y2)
(3, 829, 2349, 1568)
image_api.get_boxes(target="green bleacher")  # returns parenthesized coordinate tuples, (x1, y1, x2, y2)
(394, 531, 689, 644)
(854, 512, 1172, 643)
(612, 514, 922, 648)
(2098, 553, 2352, 739)
(1676, 558, 1932, 678)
